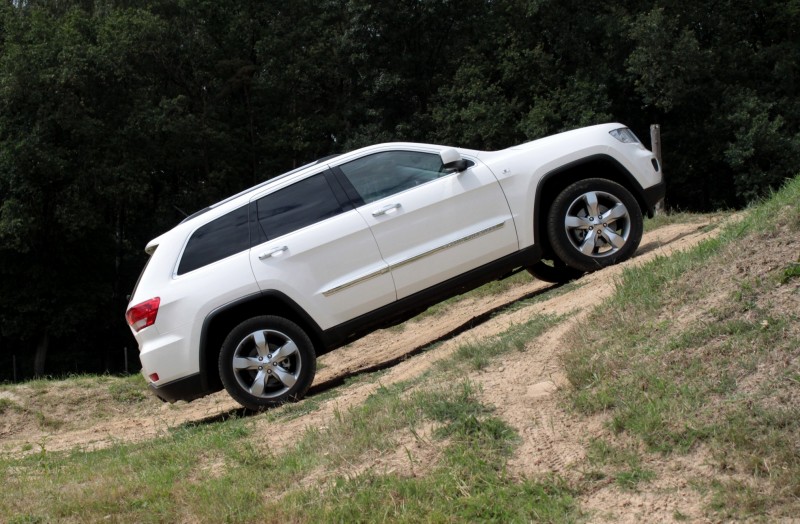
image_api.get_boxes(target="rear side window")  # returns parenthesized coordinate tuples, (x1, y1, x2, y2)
(131, 248, 155, 297)
(177, 205, 250, 275)
(255, 173, 348, 241)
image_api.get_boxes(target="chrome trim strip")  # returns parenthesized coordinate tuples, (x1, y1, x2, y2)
(322, 221, 505, 296)
(388, 221, 505, 271)
(322, 267, 391, 296)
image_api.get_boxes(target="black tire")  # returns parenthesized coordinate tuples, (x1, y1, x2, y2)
(219, 315, 316, 411)
(527, 258, 585, 283)
(547, 178, 643, 273)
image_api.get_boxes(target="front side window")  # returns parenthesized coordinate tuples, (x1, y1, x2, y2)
(178, 205, 250, 275)
(255, 173, 348, 241)
(338, 151, 445, 204)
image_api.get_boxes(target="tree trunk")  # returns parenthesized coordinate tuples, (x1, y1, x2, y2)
(34, 330, 49, 378)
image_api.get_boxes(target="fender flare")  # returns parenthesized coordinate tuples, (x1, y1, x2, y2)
(197, 291, 326, 392)
(532, 153, 656, 248)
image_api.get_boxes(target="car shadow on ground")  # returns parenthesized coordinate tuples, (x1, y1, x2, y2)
(636, 223, 708, 256)
(178, 280, 567, 427)
(305, 282, 566, 397)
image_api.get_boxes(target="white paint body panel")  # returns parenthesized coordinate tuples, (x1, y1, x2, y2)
(248, 208, 396, 330)
(347, 154, 518, 299)
(134, 226, 261, 384)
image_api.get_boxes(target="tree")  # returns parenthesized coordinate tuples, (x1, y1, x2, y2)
(0, 0, 797, 380)
(627, 1, 800, 208)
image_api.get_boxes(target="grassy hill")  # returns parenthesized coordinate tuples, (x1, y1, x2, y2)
(1, 176, 798, 523)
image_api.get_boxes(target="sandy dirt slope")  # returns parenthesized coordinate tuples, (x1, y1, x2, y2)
(0, 217, 725, 522)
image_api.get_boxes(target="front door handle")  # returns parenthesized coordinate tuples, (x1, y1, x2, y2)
(372, 203, 402, 217)
(258, 246, 288, 260)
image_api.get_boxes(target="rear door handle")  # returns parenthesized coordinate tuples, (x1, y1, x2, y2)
(258, 246, 288, 260)
(371, 203, 401, 217)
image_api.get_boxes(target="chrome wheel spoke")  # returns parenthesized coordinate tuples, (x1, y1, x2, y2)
(600, 203, 628, 223)
(271, 340, 299, 361)
(579, 230, 598, 255)
(272, 366, 297, 388)
(233, 356, 259, 370)
(565, 215, 591, 229)
(584, 192, 600, 217)
(253, 330, 269, 357)
(601, 228, 625, 249)
(249, 369, 267, 396)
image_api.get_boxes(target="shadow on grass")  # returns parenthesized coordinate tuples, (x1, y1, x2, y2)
(180, 280, 568, 427)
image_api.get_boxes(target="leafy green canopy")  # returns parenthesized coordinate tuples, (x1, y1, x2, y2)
(0, 0, 797, 378)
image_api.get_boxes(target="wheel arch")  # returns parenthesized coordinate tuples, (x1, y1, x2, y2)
(533, 154, 653, 256)
(198, 292, 326, 393)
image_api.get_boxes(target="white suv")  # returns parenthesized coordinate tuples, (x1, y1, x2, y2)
(126, 123, 664, 410)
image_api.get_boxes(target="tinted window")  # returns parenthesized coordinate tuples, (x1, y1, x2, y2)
(256, 173, 347, 241)
(338, 151, 445, 204)
(178, 205, 250, 275)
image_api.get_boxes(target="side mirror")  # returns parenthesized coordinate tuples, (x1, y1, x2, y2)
(439, 148, 468, 172)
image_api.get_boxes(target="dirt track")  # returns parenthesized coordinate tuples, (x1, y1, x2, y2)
(0, 217, 726, 521)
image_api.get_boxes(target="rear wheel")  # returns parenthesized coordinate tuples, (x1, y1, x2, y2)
(547, 178, 643, 272)
(219, 315, 316, 411)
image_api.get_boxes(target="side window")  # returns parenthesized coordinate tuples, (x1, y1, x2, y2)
(256, 173, 348, 241)
(338, 151, 445, 204)
(178, 205, 250, 275)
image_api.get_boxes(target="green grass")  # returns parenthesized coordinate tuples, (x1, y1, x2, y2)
(0, 353, 579, 523)
(584, 438, 655, 491)
(108, 373, 148, 404)
(262, 372, 385, 423)
(563, 175, 800, 518)
(2, 373, 158, 437)
(0, 380, 578, 522)
(781, 260, 800, 283)
(278, 461, 576, 523)
(0, 397, 20, 414)
(1, 418, 263, 523)
(446, 313, 566, 371)
(269, 379, 578, 522)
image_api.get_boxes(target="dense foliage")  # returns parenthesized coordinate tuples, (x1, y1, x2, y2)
(0, 0, 797, 379)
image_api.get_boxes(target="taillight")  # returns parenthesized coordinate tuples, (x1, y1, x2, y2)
(126, 297, 160, 332)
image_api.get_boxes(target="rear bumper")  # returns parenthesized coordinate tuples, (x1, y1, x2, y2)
(147, 372, 208, 403)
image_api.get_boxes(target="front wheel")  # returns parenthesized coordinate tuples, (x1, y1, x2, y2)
(547, 178, 643, 273)
(219, 315, 316, 411)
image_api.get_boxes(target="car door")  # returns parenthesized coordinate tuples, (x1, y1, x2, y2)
(248, 169, 396, 330)
(332, 147, 519, 299)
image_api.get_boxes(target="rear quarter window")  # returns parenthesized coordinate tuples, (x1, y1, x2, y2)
(177, 205, 250, 275)
(255, 173, 349, 241)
